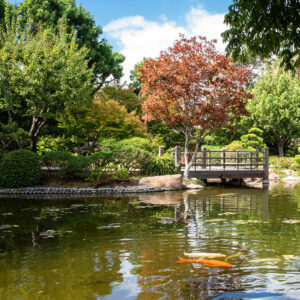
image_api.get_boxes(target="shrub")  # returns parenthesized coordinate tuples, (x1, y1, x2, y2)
(142, 153, 178, 176)
(41, 151, 90, 179)
(224, 141, 249, 151)
(63, 155, 91, 179)
(86, 165, 129, 184)
(0, 149, 41, 188)
(269, 156, 299, 170)
(98, 139, 153, 172)
(295, 155, 300, 168)
(37, 135, 70, 155)
(89, 151, 114, 168)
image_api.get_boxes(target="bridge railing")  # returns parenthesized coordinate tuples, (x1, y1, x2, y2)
(159, 145, 269, 174)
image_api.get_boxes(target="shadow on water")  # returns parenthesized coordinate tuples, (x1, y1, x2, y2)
(0, 184, 299, 299)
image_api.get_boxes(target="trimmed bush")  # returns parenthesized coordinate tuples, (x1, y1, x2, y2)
(294, 155, 300, 168)
(142, 153, 178, 176)
(0, 149, 41, 188)
(63, 155, 90, 179)
(269, 156, 299, 170)
(224, 141, 249, 151)
(41, 151, 90, 179)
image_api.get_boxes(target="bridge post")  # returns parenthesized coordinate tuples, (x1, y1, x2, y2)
(263, 147, 269, 186)
(255, 149, 259, 169)
(174, 146, 181, 168)
(222, 148, 226, 170)
(202, 147, 207, 169)
(158, 146, 165, 156)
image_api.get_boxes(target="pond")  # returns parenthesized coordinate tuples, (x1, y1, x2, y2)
(0, 184, 299, 299)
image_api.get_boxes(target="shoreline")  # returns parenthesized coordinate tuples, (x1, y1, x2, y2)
(0, 186, 167, 196)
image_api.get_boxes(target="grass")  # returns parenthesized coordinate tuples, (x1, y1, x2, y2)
(201, 145, 223, 151)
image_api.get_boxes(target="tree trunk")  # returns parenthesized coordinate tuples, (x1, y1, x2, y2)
(183, 163, 191, 178)
(183, 129, 202, 178)
(30, 136, 38, 153)
(278, 141, 284, 157)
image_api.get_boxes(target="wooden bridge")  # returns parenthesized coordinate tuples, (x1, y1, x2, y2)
(159, 146, 269, 186)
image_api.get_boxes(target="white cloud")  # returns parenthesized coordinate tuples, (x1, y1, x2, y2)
(103, 8, 228, 83)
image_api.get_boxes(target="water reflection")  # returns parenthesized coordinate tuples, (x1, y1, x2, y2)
(0, 184, 299, 299)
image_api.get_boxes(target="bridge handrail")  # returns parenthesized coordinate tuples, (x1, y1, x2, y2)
(159, 146, 269, 177)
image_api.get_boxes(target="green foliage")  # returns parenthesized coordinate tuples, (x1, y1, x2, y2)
(110, 141, 152, 172)
(248, 66, 300, 156)
(142, 153, 178, 176)
(129, 61, 144, 95)
(58, 99, 146, 153)
(269, 156, 299, 170)
(64, 155, 90, 179)
(0, 149, 41, 188)
(98, 85, 141, 115)
(41, 151, 90, 179)
(0, 20, 95, 151)
(37, 135, 69, 155)
(114, 137, 162, 155)
(240, 127, 266, 150)
(222, 0, 299, 72)
(16, 0, 124, 88)
(0, 122, 29, 152)
(295, 155, 300, 168)
(89, 151, 114, 168)
(86, 165, 129, 185)
(224, 141, 249, 151)
(146, 120, 185, 149)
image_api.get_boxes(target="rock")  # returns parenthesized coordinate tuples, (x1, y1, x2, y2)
(139, 174, 182, 190)
(269, 169, 281, 181)
(182, 178, 204, 190)
(282, 176, 300, 182)
(140, 193, 182, 205)
(281, 170, 297, 176)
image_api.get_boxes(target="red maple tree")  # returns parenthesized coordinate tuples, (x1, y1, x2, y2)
(139, 35, 252, 177)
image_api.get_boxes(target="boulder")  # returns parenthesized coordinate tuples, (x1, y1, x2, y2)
(182, 178, 204, 190)
(281, 170, 297, 176)
(139, 174, 182, 190)
(269, 169, 281, 181)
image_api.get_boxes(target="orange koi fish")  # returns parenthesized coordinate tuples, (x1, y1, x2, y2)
(178, 257, 232, 267)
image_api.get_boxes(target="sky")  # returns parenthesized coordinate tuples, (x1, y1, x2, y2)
(9, 0, 233, 82)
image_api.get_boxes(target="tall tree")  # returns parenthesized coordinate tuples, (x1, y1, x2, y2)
(0, 22, 94, 151)
(222, 0, 300, 72)
(139, 35, 252, 178)
(16, 0, 124, 89)
(248, 66, 300, 157)
(0, 0, 5, 28)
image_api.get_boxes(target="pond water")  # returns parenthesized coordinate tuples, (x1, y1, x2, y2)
(0, 184, 299, 299)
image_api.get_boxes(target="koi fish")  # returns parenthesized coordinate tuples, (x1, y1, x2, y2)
(249, 258, 281, 263)
(225, 252, 245, 261)
(184, 252, 226, 258)
(178, 257, 232, 267)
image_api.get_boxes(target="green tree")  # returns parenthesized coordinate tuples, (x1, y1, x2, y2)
(0, 21, 94, 151)
(129, 61, 144, 95)
(222, 0, 299, 72)
(16, 0, 124, 89)
(0, 0, 5, 28)
(248, 67, 300, 157)
(98, 84, 141, 114)
(57, 99, 146, 153)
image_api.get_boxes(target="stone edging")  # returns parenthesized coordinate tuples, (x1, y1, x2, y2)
(0, 186, 166, 195)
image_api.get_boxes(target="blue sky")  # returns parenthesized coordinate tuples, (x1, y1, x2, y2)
(9, 0, 233, 81)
